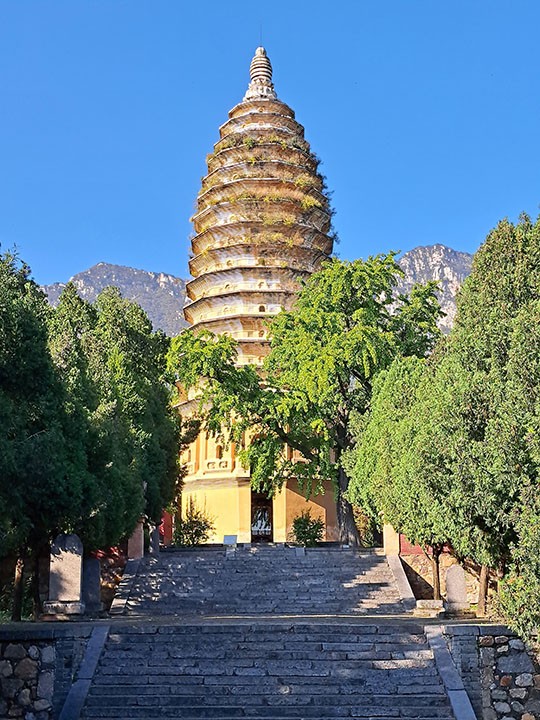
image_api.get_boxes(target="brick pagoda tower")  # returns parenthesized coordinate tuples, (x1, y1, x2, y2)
(180, 48, 337, 543)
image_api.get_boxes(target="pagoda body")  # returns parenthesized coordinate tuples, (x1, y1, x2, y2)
(179, 49, 338, 543)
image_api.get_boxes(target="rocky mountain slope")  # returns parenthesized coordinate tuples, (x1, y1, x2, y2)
(397, 244, 473, 333)
(42, 263, 188, 337)
(42, 245, 473, 336)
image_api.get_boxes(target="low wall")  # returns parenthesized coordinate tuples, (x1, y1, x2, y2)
(0, 624, 93, 719)
(444, 625, 540, 720)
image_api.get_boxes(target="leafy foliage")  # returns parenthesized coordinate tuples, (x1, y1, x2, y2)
(174, 498, 215, 546)
(347, 214, 540, 624)
(290, 511, 325, 547)
(170, 255, 442, 544)
(0, 253, 80, 559)
(0, 252, 184, 618)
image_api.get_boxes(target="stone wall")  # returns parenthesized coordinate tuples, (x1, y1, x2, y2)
(444, 625, 540, 720)
(0, 624, 92, 719)
(0, 641, 54, 719)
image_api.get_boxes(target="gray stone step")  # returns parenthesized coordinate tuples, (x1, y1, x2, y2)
(82, 549, 459, 719)
(82, 622, 455, 720)
(122, 547, 404, 617)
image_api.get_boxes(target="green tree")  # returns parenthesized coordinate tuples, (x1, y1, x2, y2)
(47, 284, 105, 549)
(434, 214, 540, 612)
(345, 355, 450, 597)
(0, 254, 83, 619)
(1, 259, 185, 619)
(498, 299, 540, 636)
(348, 214, 540, 613)
(170, 255, 441, 544)
(49, 283, 189, 549)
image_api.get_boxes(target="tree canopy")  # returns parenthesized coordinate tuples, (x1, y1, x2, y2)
(346, 213, 540, 624)
(170, 254, 442, 544)
(0, 253, 183, 618)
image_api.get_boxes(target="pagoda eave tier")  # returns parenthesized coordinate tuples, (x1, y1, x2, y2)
(197, 178, 326, 208)
(188, 243, 326, 278)
(219, 111, 301, 137)
(192, 202, 331, 236)
(184, 289, 296, 326)
(189, 315, 273, 335)
(186, 266, 310, 301)
(207, 144, 318, 173)
(201, 159, 321, 193)
(191, 223, 332, 256)
(226, 98, 296, 122)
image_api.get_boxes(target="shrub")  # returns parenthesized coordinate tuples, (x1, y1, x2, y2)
(353, 506, 377, 547)
(174, 499, 215, 547)
(291, 511, 324, 547)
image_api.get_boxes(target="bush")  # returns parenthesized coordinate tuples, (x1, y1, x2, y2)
(174, 498, 215, 547)
(353, 506, 377, 547)
(291, 511, 324, 547)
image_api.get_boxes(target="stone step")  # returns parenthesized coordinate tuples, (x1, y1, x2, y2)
(83, 705, 454, 720)
(82, 549, 457, 719)
(122, 548, 403, 618)
(82, 621, 454, 720)
(86, 694, 451, 708)
(90, 679, 447, 694)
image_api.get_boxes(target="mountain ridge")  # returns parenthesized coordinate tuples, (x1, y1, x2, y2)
(42, 245, 474, 336)
(42, 262, 188, 337)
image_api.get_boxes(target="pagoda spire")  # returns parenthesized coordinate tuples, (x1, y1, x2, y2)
(243, 47, 277, 101)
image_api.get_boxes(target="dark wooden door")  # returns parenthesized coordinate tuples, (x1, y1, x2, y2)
(251, 492, 273, 543)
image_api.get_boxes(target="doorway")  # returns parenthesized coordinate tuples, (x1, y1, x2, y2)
(251, 491, 273, 543)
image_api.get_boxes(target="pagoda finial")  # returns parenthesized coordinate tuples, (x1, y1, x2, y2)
(243, 47, 277, 101)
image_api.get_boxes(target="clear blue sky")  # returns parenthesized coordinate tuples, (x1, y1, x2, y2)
(1, 1, 539, 285)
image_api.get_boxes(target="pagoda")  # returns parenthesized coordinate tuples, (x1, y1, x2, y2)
(180, 48, 338, 543)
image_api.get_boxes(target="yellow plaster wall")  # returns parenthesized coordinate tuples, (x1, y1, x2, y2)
(236, 480, 252, 543)
(182, 479, 339, 544)
(272, 487, 287, 542)
(182, 481, 241, 543)
(285, 480, 339, 542)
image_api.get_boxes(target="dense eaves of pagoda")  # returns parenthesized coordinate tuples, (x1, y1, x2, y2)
(184, 47, 334, 363)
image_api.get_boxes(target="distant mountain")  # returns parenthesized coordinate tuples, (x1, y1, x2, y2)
(397, 244, 473, 333)
(42, 263, 188, 337)
(41, 246, 474, 337)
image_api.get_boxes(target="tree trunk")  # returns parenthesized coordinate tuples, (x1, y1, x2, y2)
(31, 549, 43, 620)
(336, 467, 361, 546)
(477, 564, 489, 617)
(11, 555, 25, 622)
(431, 545, 442, 600)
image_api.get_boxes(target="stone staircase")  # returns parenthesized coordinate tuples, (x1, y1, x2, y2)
(79, 547, 459, 719)
(124, 546, 404, 617)
(82, 621, 455, 719)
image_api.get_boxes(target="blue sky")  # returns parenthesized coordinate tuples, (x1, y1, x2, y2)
(1, 1, 539, 285)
